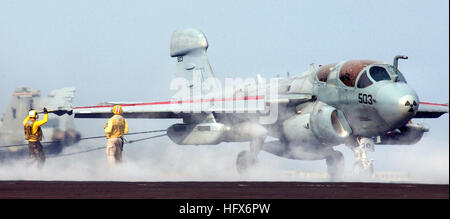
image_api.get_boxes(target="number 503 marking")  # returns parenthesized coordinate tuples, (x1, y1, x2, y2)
(358, 93, 373, 105)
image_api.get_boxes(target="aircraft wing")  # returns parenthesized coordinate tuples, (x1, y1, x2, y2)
(73, 93, 314, 119)
(414, 102, 449, 118)
(73, 96, 267, 119)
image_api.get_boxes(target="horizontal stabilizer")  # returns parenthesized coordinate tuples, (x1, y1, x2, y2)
(170, 28, 209, 57)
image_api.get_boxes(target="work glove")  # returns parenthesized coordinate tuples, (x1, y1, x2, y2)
(43, 107, 48, 113)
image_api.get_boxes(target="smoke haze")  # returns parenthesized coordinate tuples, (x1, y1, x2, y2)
(0, 123, 447, 184)
(0, 1, 448, 184)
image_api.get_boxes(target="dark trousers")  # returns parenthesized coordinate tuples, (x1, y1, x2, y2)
(28, 141, 45, 168)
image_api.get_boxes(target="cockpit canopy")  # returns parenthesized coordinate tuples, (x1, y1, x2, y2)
(355, 64, 407, 88)
(316, 63, 337, 83)
(315, 60, 407, 88)
(339, 60, 376, 87)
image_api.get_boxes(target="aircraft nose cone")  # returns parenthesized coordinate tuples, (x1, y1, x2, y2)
(375, 83, 419, 129)
(398, 95, 419, 115)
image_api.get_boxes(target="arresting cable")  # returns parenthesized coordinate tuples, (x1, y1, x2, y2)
(0, 129, 167, 149)
(47, 133, 167, 159)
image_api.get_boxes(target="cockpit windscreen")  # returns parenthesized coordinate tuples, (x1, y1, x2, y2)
(357, 71, 373, 88)
(387, 65, 407, 83)
(369, 66, 391, 82)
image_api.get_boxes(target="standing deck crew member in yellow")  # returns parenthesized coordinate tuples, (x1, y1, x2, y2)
(23, 108, 48, 168)
(104, 105, 128, 165)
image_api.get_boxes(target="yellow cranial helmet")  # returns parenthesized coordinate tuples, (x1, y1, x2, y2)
(28, 110, 38, 118)
(112, 105, 123, 115)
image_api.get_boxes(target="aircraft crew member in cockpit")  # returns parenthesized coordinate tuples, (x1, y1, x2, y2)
(104, 105, 128, 165)
(23, 108, 48, 168)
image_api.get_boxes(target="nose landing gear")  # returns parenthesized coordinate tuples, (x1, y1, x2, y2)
(351, 137, 375, 178)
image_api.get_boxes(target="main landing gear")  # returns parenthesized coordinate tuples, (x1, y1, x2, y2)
(236, 137, 265, 174)
(326, 150, 345, 181)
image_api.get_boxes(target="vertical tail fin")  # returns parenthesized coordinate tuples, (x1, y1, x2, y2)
(170, 29, 217, 98)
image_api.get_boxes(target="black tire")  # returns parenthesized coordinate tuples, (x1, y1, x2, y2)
(353, 161, 374, 178)
(63, 132, 74, 146)
(236, 150, 256, 175)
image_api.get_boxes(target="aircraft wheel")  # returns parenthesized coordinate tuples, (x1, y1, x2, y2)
(352, 161, 374, 178)
(236, 150, 257, 175)
(64, 130, 81, 146)
(63, 132, 75, 146)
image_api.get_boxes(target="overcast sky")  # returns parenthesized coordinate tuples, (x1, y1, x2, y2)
(0, 0, 448, 182)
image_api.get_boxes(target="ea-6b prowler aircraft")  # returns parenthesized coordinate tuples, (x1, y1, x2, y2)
(70, 29, 448, 180)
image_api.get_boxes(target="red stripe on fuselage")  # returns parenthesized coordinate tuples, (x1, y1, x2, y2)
(74, 96, 265, 109)
(419, 102, 449, 107)
(13, 92, 33, 96)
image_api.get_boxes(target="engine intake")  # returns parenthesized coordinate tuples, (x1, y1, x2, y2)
(310, 102, 352, 143)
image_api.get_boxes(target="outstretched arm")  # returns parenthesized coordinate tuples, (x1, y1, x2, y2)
(22, 116, 30, 126)
(33, 108, 48, 133)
